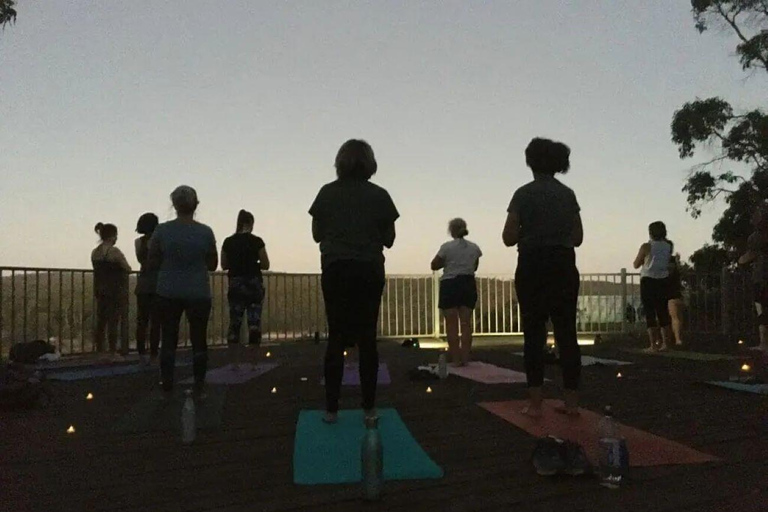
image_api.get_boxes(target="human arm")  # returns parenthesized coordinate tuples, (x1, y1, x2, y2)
(431, 254, 444, 271)
(502, 211, 520, 247)
(220, 245, 229, 271)
(633, 243, 650, 269)
(107, 247, 132, 272)
(206, 232, 218, 272)
(571, 212, 584, 248)
(259, 247, 270, 271)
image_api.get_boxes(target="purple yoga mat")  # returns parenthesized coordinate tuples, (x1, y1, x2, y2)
(321, 363, 391, 386)
(181, 362, 278, 385)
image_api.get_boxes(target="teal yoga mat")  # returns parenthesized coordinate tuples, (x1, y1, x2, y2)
(705, 381, 768, 395)
(293, 408, 444, 485)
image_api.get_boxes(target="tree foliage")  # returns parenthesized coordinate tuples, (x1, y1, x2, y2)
(0, 0, 16, 28)
(672, 1, 768, 265)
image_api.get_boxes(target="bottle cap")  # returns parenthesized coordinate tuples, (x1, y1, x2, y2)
(364, 415, 379, 428)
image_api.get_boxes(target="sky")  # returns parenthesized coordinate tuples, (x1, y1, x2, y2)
(1, 1, 765, 275)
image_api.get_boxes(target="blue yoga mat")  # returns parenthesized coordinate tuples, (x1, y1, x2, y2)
(48, 361, 191, 381)
(706, 381, 768, 395)
(293, 408, 444, 485)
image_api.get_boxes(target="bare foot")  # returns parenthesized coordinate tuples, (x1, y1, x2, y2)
(521, 404, 542, 418)
(322, 412, 338, 424)
(554, 404, 580, 417)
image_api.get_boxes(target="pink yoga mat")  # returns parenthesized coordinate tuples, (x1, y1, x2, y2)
(448, 361, 529, 384)
(182, 363, 278, 385)
(479, 400, 719, 467)
(321, 363, 391, 386)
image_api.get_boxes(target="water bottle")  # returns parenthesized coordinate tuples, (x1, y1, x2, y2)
(361, 416, 383, 501)
(181, 389, 196, 445)
(438, 353, 448, 379)
(598, 406, 627, 488)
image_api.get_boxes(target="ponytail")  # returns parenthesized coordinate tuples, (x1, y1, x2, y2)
(94, 222, 117, 241)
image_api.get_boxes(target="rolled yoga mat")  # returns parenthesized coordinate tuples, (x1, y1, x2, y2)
(293, 408, 444, 485)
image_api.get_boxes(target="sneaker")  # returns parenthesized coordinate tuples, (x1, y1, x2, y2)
(562, 441, 591, 476)
(532, 436, 567, 476)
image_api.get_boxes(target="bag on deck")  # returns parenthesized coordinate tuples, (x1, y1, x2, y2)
(9, 340, 56, 364)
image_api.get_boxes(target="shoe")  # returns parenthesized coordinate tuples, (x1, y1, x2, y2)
(562, 441, 591, 476)
(532, 436, 567, 476)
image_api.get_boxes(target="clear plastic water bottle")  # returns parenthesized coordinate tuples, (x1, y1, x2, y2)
(438, 353, 448, 379)
(181, 389, 196, 445)
(598, 406, 627, 488)
(361, 416, 383, 501)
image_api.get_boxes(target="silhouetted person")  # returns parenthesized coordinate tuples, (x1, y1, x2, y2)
(135, 212, 161, 364)
(91, 222, 131, 361)
(431, 218, 482, 366)
(739, 202, 768, 353)
(148, 186, 218, 397)
(310, 139, 399, 424)
(667, 253, 685, 346)
(633, 221, 673, 351)
(503, 138, 583, 417)
(221, 209, 270, 348)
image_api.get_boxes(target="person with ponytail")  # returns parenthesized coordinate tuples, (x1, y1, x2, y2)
(221, 209, 270, 347)
(91, 222, 132, 360)
(147, 185, 218, 397)
(134, 213, 160, 364)
(503, 138, 583, 417)
(431, 218, 482, 366)
(633, 221, 674, 352)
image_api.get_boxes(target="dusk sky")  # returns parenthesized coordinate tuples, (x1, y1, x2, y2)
(1, 1, 764, 275)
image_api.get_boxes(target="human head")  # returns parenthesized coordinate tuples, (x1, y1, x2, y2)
(170, 185, 199, 216)
(648, 221, 667, 241)
(236, 209, 254, 233)
(525, 137, 571, 175)
(135, 212, 159, 235)
(94, 222, 118, 243)
(335, 139, 377, 180)
(448, 218, 468, 239)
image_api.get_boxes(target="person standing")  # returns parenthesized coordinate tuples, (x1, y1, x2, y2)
(91, 223, 132, 361)
(148, 186, 218, 397)
(431, 218, 482, 366)
(503, 138, 583, 417)
(667, 253, 685, 347)
(633, 221, 674, 352)
(134, 213, 161, 364)
(310, 139, 399, 424)
(739, 203, 768, 353)
(221, 209, 270, 348)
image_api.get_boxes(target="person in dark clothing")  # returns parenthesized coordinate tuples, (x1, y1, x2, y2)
(221, 209, 270, 347)
(148, 186, 218, 397)
(310, 139, 399, 424)
(739, 202, 768, 353)
(134, 213, 160, 364)
(503, 137, 583, 417)
(91, 222, 132, 361)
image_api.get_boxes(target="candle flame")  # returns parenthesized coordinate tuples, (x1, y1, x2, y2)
(616, 372, 623, 379)
(86, 393, 93, 400)
(271, 387, 277, 394)
(300, 377, 308, 382)
(67, 426, 75, 434)
(426, 386, 433, 393)
(343, 351, 348, 357)
(266, 352, 271, 358)
(738, 340, 745, 345)
(741, 364, 752, 372)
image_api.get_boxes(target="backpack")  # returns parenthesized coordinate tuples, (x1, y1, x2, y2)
(9, 340, 56, 364)
(0, 363, 49, 410)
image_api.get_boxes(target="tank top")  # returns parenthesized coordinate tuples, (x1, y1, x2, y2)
(641, 240, 672, 279)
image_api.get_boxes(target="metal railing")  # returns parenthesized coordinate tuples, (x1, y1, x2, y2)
(0, 266, 739, 356)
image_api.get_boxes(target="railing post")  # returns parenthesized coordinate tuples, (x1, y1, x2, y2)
(432, 271, 441, 339)
(620, 268, 628, 333)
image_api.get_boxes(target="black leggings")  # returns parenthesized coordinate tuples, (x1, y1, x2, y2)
(136, 293, 161, 356)
(94, 294, 129, 354)
(515, 248, 581, 390)
(640, 277, 671, 328)
(157, 297, 211, 391)
(322, 260, 385, 413)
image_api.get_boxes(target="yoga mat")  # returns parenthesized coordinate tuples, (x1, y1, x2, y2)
(448, 361, 529, 384)
(479, 400, 718, 467)
(622, 349, 738, 362)
(293, 408, 443, 485)
(513, 353, 633, 367)
(705, 381, 768, 395)
(36, 355, 140, 371)
(181, 362, 278, 385)
(114, 387, 227, 434)
(321, 363, 391, 386)
(47, 360, 191, 381)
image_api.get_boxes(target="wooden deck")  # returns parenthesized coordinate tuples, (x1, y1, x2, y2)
(3, 339, 767, 512)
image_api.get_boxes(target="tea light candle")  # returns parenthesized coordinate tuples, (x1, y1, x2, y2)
(86, 393, 94, 400)
(66, 425, 75, 434)
(426, 386, 433, 393)
(741, 363, 752, 372)
(271, 387, 277, 394)
(344, 351, 348, 357)
(616, 372, 623, 379)
(738, 340, 745, 345)
(266, 352, 271, 358)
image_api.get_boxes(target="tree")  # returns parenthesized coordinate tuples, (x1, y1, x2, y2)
(672, 1, 768, 256)
(0, 0, 16, 28)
